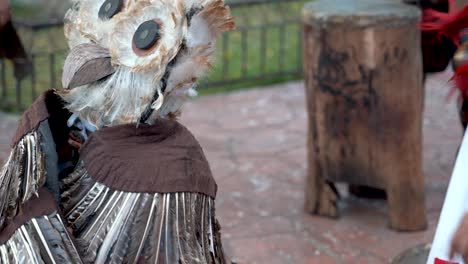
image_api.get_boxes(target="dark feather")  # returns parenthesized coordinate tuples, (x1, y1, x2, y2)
(137, 194, 163, 263)
(94, 193, 140, 263)
(64, 183, 107, 231)
(60, 165, 95, 213)
(30, 214, 83, 264)
(81, 191, 127, 259)
(121, 193, 153, 263)
(108, 193, 142, 263)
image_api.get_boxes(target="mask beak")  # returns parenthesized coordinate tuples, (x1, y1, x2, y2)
(62, 43, 115, 90)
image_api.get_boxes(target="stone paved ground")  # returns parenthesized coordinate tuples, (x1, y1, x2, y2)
(0, 71, 462, 263)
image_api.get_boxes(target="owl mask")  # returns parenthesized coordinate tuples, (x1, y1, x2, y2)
(60, 0, 234, 127)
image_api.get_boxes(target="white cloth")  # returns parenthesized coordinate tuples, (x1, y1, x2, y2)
(427, 131, 468, 264)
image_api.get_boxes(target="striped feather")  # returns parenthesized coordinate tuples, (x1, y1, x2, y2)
(61, 170, 95, 213)
(47, 215, 84, 264)
(0, 131, 46, 231)
(64, 183, 107, 231)
(0, 244, 10, 264)
(95, 193, 140, 263)
(19, 226, 43, 264)
(58, 166, 228, 263)
(135, 193, 161, 263)
(120, 193, 153, 263)
(82, 191, 126, 259)
(32, 216, 79, 263)
(108, 193, 143, 263)
(0, 213, 83, 264)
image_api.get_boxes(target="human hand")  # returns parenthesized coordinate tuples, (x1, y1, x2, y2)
(450, 212, 468, 263)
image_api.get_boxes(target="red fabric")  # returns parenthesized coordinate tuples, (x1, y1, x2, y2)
(451, 64, 468, 99)
(451, 66, 468, 127)
(420, 0, 468, 46)
(434, 258, 459, 264)
(419, 0, 459, 73)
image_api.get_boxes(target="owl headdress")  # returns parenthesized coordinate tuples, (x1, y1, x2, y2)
(61, 0, 235, 127)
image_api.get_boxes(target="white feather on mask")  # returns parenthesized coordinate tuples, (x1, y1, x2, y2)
(160, 0, 234, 118)
(60, 0, 234, 127)
(74, 0, 137, 48)
(110, 0, 187, 74)
(64, 1, 89, 49)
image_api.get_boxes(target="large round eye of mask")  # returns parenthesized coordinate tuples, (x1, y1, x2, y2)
(133, 20, 161, 50)
(99, 0, 123, 20)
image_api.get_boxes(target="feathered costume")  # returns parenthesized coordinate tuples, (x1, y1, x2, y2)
(0, 0, 234, 263)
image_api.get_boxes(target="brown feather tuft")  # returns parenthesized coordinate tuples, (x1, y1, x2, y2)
(199, 0, 236, 37)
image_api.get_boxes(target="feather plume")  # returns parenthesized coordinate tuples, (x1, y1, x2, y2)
(59, 67, 161, 127)
(451, 64, 468, 98)
(160, 45, 214, 118)
(191, 0, 235, 43)
(159, 0, 234, 118)
(166, 45, 214, 93)
(184, 0, 211, 10)
(64, 0, 88, 49)
(420, 0, 468, 46)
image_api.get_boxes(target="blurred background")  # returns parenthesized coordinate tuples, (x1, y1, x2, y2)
(0, 0, 306, 111)
(1, 0, 468, 263)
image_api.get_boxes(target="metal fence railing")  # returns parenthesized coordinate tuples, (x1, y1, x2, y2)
(0, 0, 307, 111)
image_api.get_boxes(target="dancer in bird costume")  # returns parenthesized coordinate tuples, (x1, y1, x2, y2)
(0, 0, 234, 263)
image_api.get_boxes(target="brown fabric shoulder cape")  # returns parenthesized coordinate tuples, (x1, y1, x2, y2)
(12, 90, 218, 198)
(0, 188, 57, 244)
(12, 90, 60, 146)
(80, 120, 218, 198)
